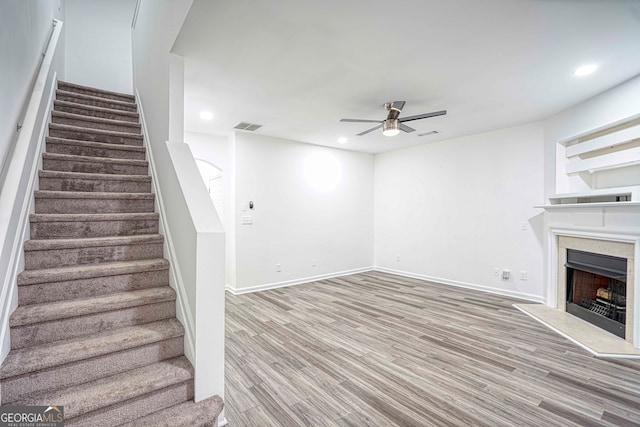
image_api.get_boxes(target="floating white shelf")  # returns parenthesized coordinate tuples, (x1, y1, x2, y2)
(536, 186, 640, 208)
(561, 116, 640, 176)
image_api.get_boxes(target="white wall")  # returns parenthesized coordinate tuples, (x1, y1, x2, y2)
(64, 0, 135, 94)
(0, 0, 65, 365)
(232, 133, 374, 292)
(0, 0, 63, 185)
(374, 123, 545, 301)
(544, 75, 640, 195)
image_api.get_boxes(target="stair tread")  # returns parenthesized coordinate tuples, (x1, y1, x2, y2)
(52, 110, 141, 129)
(35, 190, 154, 199)
(46, 137, 145, 153)
(30, 212, 159, 222)
(53, 100, 139, 119)
(9, 356, 192, 420)
(39, 170, 151, 182)
(10, 287, 175, 326)
(43, 152, 148, 165)
(0, 319, 184, 379)
(24, 234, 163, 251)
(18, 258, 169, 286)
(120, 395, 224, 427)
(49, 123, 143, 139)
(58, 80, 135, 101)
(56, 89, 137, 107)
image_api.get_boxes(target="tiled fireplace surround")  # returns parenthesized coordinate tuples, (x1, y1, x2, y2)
(545, 204, 640, 350)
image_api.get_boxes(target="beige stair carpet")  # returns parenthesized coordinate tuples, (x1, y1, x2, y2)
(0, 80, 223, 426)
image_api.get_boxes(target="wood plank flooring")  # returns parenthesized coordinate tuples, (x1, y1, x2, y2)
(225, 271, 640, 426)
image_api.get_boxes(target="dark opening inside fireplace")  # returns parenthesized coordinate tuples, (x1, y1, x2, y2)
(566, 249, 627, 339)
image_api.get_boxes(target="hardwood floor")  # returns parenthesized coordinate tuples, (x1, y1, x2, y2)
(224, 271, 640, 426)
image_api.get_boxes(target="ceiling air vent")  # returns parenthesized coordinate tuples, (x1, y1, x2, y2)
(418, 130, 439, 137)
(233, 122, 263, 132)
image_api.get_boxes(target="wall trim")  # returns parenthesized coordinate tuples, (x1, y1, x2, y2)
(226, 266, 374, 295)
(373, 266, 545, 303)
(136, 90, 196, 363)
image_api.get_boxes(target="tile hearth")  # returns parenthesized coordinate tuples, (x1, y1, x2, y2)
(514, 303, 640, 358)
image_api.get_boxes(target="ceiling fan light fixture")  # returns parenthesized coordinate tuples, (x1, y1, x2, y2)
(382, 119, 400, 137)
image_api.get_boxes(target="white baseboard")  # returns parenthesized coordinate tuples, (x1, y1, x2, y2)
(373, 266, 545, 303)
(225, 266, 374, 295)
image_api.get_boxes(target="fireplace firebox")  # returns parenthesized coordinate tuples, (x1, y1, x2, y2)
(565, 249, 627, 339)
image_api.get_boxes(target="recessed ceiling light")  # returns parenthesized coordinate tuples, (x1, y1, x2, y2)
(338, 137, 348, 144)
(574, 64, 598, 77)
(199, 111, 214, 120)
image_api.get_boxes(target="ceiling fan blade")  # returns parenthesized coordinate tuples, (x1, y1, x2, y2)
(340, 118, 383, 123)
(357, 124, 382, 136)
(398, 110, 447, 123)
(399, 123, 415, 133)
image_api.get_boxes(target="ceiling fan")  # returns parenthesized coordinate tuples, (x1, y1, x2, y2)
(340, 101, 446, 137)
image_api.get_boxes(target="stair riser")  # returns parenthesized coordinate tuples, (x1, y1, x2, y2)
(66, 381, 193, 426)
(18, 269, 169, 305)
(35, 197, 155, 214)
(1, 337, 183, 403)
(52, 115, 141, 134)
(49, 127, 143, 146)
(56, 92, 137, 112)
(43, 157, 148, 175)
(30, 219, 159, 239)
(39, 177, 151, 193)
(54, 101, 139, 122)
(11, 301, 176, 350)
(25, 242, 163, 270)
(57, 85, 135, 104)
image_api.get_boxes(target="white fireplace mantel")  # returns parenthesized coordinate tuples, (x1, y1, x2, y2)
(538, 199, 640, 351)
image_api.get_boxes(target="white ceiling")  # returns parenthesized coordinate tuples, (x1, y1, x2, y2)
(173, 0, 640, 154)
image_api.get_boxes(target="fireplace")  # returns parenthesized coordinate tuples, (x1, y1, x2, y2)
(565, 249, 627, 338)
(553, 235, 637, 347)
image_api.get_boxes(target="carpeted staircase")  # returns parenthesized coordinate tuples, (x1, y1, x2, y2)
(0, 81, 223, 426)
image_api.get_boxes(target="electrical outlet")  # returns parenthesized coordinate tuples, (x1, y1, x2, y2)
(520, 222, 528, 231)
(501, 269, 511, 280)
(520, 271, 527, 281)
(312, 259, 317, 267)
(396, 255, 400, 262)
(276, 263, 281, 272)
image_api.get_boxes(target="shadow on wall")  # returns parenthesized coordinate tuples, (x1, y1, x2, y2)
(529, 211, 545, 246)
(195, 158, 223, 224)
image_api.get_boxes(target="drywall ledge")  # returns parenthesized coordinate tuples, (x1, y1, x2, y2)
(165, 141, 225, 403)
